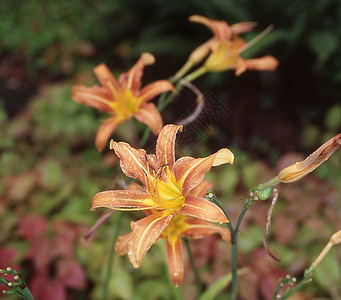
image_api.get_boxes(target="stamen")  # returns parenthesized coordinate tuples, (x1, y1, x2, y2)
(238, 24, 274, 54)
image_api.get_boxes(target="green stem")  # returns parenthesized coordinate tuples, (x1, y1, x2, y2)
(230, 196, 255, 300)
(21, 287, 35, 300)
(182, 67, 207, 82)
(210, 194, 234, 237)
(102, 211, 124, 300)
(184, 238, 202, 296)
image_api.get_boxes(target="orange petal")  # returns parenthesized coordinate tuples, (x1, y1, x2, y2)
(91, 190, 155, 211)
(110, 140, 153, 186)
(179, 195, 228, 223)
(134, 103, 163, 135)
(139, 80, 174, 103)
(189, 15, 232, 41)
(174, 148, 234, 195)
(95, 116, 125, 152)
(115, 232, 132, 255)
(235, 57, 248, 76)
(119, 53, 155, 91)
(189, 180, 213, 198)
(181, 218, 230, 242)
(231, 22, 257, 34)
(126, 182, 145, 192)
(71, 85, 113, 112)
(128, 212, 172, 268)
(94, 63, 120, 92)
(166, 237, 183, 287)
(244, 55, 279, 72)
(156, 124, 183, 170)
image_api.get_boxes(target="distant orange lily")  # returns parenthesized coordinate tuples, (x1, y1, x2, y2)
(91, 124, 234, 269)
(72, 53, 174, 151)
(176, 15, 278, 78)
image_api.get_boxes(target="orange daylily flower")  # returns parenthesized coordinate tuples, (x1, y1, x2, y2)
(178, 15, 278, 77)
(116, 209, 230, 287)
(91, 124, 234, 270)
(72, 53, 174, 151)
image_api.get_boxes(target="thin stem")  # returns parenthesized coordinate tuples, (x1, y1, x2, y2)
(210, 194, 234, 237)
(102, 211, 124, 300)
(208, 192, 256, 299)
(184, 238, 202, 296)
(230, 196, 256, 300)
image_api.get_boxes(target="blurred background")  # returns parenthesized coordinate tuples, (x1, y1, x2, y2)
(1, 1, 341, 299)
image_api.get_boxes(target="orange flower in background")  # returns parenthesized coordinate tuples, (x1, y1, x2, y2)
(183, 15, 278, 76)
(72, 53, 174, 151)
(91, 124, 234, 271)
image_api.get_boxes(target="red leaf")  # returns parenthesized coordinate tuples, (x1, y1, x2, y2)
(42, 280, 66, 300)
(18, 215, 47, 241)
(57, 259, 86, 289)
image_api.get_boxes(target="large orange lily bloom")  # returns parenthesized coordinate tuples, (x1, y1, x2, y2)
(91, 124, 234, 271)
(72, 53, 174, 151)
(181, 15, 278, 76)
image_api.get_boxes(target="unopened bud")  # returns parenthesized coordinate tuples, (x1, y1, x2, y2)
(257, 133, 341, 190)
(278, 133, 341, 183)
(330, 230, 341, 245)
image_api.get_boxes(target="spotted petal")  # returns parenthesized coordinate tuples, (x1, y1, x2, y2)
(189, 180, 213, 198)
(156, 124, 183, 171)
(134, 102, 163, 135)
(91, 190, 155, 211)
(110, 140, 152, 186)
(174, 148, 234, 195)
(182, 218, 230, 242)
(128, 212, 172, 268)
(166, 237, 183, 287)
(179, 195, 228, 223)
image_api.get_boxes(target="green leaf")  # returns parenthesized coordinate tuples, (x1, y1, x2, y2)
(308, 31, 338, 68)
(199, 268, 248, 300)
(325, 104, 341, 131)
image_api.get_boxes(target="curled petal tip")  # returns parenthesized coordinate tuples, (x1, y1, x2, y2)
(212, 148, 234, 166)
(141, 52, 155, 65)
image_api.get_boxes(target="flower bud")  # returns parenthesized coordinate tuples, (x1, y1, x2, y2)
(278, 133, 341, 183)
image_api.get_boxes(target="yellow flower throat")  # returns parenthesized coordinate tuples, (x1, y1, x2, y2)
(110, 88, 142, 118)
